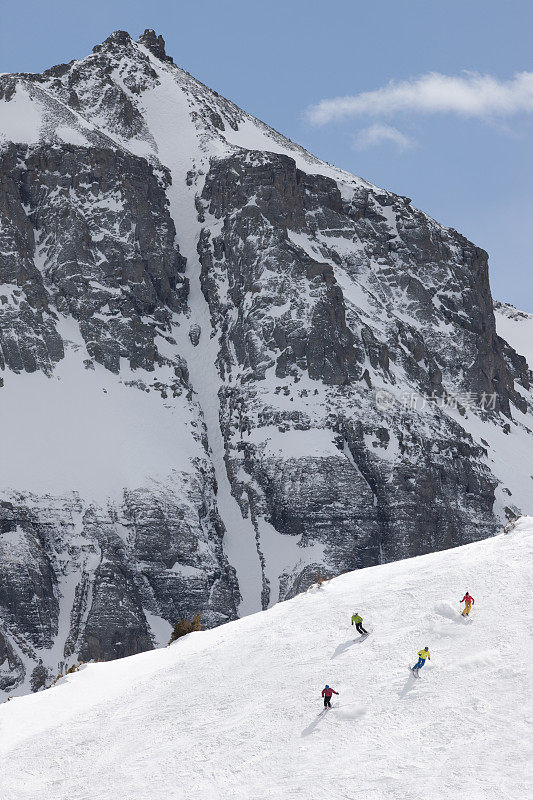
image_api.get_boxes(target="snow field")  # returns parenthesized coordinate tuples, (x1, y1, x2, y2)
(494, 303, 533, 368)
(0, 343, 203, 504)
(0, 519, 531, 800)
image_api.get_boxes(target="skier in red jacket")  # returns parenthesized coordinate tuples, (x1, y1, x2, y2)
(321, 685, 339, 708)
(460, 592, 475, 616)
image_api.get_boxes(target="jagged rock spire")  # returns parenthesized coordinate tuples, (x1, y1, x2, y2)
(137, 29, 174, 63)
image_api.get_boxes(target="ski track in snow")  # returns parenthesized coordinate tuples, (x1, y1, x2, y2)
(0, 519, 530, 800)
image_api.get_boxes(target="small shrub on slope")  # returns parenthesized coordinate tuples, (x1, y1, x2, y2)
(169, 613, 202, 644)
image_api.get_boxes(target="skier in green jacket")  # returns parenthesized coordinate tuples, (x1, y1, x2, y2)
(351, 612, 368, 635)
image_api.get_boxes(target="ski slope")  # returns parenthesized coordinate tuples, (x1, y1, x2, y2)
(1, 519, 531, 800)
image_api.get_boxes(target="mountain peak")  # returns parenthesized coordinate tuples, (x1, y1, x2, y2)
(137, 29, 174, 63)
(92, 30, 133, 54)
(90, 29, 174, 64)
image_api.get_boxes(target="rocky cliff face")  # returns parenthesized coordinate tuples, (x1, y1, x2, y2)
(1, 30, 532, 697)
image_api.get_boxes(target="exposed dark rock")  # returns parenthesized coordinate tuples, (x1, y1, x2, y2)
(137, 29, 174, 64)
(0, 142, 187, 375)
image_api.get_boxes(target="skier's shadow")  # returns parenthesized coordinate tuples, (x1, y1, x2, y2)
(301, 709, 327, 737)
(331, 637, 366, 659)
(399, 673, 418, 699)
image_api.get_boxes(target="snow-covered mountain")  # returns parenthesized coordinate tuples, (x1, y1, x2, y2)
(1, 516, 530, 800)
(1, 29, 532, 698)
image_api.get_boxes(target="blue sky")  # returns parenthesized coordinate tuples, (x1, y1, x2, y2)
(2, 0, 532, 310)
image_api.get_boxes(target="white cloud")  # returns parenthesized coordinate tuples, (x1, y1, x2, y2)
(307, 71, 533, 125)
(353, 124, 415, 151)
